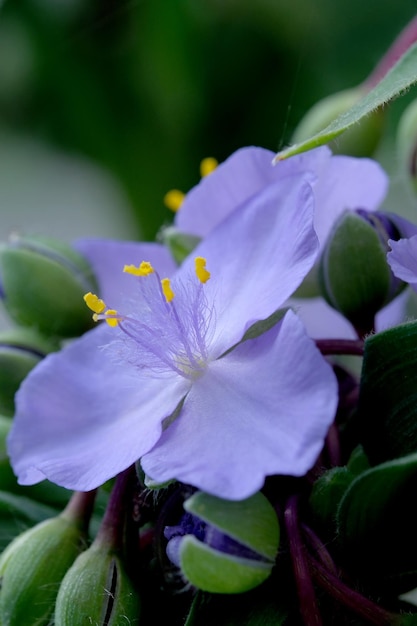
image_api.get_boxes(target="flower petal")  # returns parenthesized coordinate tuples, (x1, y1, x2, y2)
(175, 146, 330, 237)
(74, 238, 177, 309)
(141, 310, 338, 500)
(176, 174, 318, 355)
(387, 235, 417, 288)
(8, 326, 190, 490)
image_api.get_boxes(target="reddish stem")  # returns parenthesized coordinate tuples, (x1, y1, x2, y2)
(315, 338, 364, 357)
(364, 15, 417, 89)
(284, 496, 323, 626)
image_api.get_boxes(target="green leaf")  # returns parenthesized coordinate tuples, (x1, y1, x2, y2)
(274, 41, 417, 161)
(358, 321, 417, 464)
(336, 452, 417, 591)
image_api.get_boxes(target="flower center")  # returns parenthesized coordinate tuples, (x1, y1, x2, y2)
(84, 257, 213, 380)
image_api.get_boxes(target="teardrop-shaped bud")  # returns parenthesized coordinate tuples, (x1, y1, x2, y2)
(54, 542, 140, 626)
(319, 210, 405, 336)
(292, 88, 384, 157)
(0, 327, 57, 416)
(0, 491, 95, 626)
(165, 491, 280, 594)
(0, 234, 97, 337)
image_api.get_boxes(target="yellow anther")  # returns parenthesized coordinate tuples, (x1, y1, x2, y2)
(164, 189, 185, 213)
(84, 292, 106, 314)
(104, 309, 120, 327)
(200, 157, 218, 178)
(195, 257, 211, 284)
(123, 261, 155, 276)
(161, 278, 175, 303)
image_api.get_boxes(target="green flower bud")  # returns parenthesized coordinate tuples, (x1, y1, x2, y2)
(0, 234, 97, 337)
(397, 98, 417, 194)
(318, 210, 405, 336)
(0, 491, 94, 626)
(54, 542, 140, 626)
(159, 225, 200, 264)
(0, 327, 57, 416)
(165, 491, 280, 594)
(292, 87, 384, 157)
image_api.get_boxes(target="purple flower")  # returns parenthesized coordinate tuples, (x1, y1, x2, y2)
(174, 145, 408, 338)
(8, 174, 338, 500)
(387, 235, 417, 289)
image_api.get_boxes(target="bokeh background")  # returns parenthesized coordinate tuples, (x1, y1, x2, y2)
(1, 0, 417, 243)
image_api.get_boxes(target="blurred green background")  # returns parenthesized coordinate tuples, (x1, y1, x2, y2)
(0, 0, 417, 242)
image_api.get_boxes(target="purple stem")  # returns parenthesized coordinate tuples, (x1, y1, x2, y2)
(315, 338, 364, 357)
(302, 524, 338, 577)
(309, 555, 400, 625)
(364, 15, 417, 90)
(284, 495, 323, 626)
(96, 465, 136, 552)
(324, 421, 342, 468)
(62, 489, 98, 533)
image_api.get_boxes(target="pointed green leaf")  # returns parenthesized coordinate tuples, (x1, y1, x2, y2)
(274, 41, 417, 162)
(336, 452, 417, 591)
(358, 321, 417, 463)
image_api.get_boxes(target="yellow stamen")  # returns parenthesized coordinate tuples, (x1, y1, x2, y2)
(104, 309, 120, 327)
(195, 257, 211, 284)
(161, 278, 175, 303)
(123, 261, 155, 276)
(200, 157, 218, 178)
(84, 292, 106, 314)
(164, 189, 185, 213)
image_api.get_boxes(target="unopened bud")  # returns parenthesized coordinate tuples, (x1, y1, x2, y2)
(54, 541, 140, 625)
(319, 210, 406, 336)
(165, 491, 279, 594)
(0, 234, 97, 337)
(0, 327, 57, 416)
(0, 492, 93, 626)
(292, 87, 384, 157)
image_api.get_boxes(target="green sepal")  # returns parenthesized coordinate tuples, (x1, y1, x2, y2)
(0, 235, 97, 337)
(160, 226, 201, 264)
(358, 321, 417, 463)
(0, 512, 86, 625)
(336, 451, 417, 592)
(180, 536, 273, 594)
(54, 543, 140, 625)
(184, 491, 279, 561)
(319, 211, 398, 332)
(178, 492, 279, 594)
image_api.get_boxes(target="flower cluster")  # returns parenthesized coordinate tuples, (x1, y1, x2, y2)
(3, 15, 417, 625)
